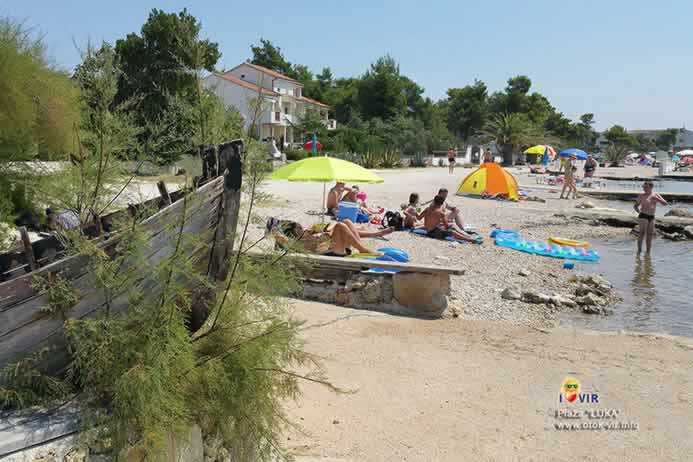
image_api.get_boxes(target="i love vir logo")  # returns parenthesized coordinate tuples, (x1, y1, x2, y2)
(561, 377, 580, 403)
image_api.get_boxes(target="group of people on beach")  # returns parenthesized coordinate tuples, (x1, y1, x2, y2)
(403, 189, 481, 243)
(274, 162, 670, 258)
(559, 153, 598, 199)
(271, 183, 481, 258)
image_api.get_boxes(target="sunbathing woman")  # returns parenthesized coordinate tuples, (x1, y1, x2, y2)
(272, 219, 393, 257)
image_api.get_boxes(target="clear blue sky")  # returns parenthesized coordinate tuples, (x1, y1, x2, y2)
(3, 0, 691, 131)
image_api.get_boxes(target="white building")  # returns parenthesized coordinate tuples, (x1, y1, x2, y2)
(202, 62, 335, 148)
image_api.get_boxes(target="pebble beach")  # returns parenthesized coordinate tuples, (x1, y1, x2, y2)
(253, 165, 635, 329)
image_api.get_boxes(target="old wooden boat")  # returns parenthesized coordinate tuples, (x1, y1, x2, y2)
(0, 140, 243, 376)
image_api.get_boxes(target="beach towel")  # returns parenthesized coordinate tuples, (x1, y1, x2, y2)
(409, 227, 469, 244)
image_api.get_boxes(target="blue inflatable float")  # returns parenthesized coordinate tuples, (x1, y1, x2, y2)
(493, 231, 600, 262)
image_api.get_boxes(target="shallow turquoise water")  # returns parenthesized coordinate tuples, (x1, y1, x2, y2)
(560, 238, 693, 337)
(601, 178, 693, 194)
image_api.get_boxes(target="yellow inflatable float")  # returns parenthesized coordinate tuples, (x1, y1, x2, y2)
(548, 237, 590, 248)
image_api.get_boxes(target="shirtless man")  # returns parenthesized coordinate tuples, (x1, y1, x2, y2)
(418, 196, 478, 243)
(634, 180, 668, 255)
(326, 182, 352, 216)
(422, 188, 465, 228)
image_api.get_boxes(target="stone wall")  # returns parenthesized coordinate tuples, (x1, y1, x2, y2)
(301, 271, 450, 318)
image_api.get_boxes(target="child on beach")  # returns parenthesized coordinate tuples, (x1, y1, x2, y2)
(634, 180, 668, 255)
(418, 196, 480, 243)
(559, 154, 578, 199)
(345, 185, 383, 216)
(403, 193, 421, 229)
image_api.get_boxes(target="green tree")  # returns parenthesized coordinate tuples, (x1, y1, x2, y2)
(482, 112, 547, 165)
(446, 80, 488, 142)
(0, 16, 79, 159)
(603, 125, 636, 146)
(573, 113, 597, 151)
(525, 93, 555, 126)
(323, 78, 360, 124)
(357, 55, 407, 120)
(635, 133, 656, 153)
(505, 75, 532, 113)
(114, 8, 220, 160)
(37, 42, 140, 221)
(602, 125, 637, 166)
(655, 128, 680, 151)
(250, 38, 293, 76)
(488, 75, 532, 114)
(579, 113, 595, 127)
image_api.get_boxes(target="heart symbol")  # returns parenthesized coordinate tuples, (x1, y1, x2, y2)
(566, 393, 577, 403)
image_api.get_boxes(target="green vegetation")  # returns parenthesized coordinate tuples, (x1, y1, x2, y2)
(0, 15, 333, 461)
(250, 41, 600, 165)
(0, 18, 79, 159)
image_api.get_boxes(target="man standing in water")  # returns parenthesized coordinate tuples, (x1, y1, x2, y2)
(634, 180, 668, 255)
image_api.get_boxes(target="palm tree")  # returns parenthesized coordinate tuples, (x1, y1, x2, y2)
(604, 143, 630, 167)
(481, 112, 549, 165)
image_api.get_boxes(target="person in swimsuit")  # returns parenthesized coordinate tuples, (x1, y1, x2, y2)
(559, 154, 578, 199)
(448, 147, 457, 174)
(272, 219, 393, 257)
(583, 154, 597, 188)
(326, 182, 352, 216)
(584, 154, 597, 178)
(403, 193, 421, 229)
(418, 196, 479, 243)
(634, 180, 668, 255)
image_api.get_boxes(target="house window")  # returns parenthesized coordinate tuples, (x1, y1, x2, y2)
(294, 88, 301, 97)
(284, 105, 290, 114)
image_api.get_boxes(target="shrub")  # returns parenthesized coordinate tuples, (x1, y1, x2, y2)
(409, 152, 428, 168)
(285, 149, 309, 161)
(380, 150, 402, 169)
(331, 151, 361, 164)
(360, 151, 381, 169)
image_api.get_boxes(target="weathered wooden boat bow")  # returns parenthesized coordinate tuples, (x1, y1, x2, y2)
(0, 139, 244, 377)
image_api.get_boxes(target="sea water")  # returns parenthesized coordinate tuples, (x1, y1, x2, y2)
(599, 179, 693, 214)
(560, 238, 693, 337)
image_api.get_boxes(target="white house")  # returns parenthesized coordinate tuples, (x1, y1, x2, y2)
(202, 62, 335, 148)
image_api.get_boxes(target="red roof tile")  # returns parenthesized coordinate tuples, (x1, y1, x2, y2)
(213, 73, 278, 96)
(299, 95, 330, 108)
(231, 62, 302, 84)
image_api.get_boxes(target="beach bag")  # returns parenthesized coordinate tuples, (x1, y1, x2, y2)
(382, 211, 404, 231)
(356, 211, 370, 223)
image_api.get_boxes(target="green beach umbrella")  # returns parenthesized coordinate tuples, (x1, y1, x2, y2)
(270, 156, 384, 221)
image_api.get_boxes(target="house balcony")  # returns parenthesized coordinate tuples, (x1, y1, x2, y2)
(282, 113, 298, 126)
(264, 111, 300, 126)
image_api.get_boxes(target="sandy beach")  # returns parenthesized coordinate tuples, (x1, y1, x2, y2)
(284, 300, 693, 462)
(250, 165, 693, 461)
